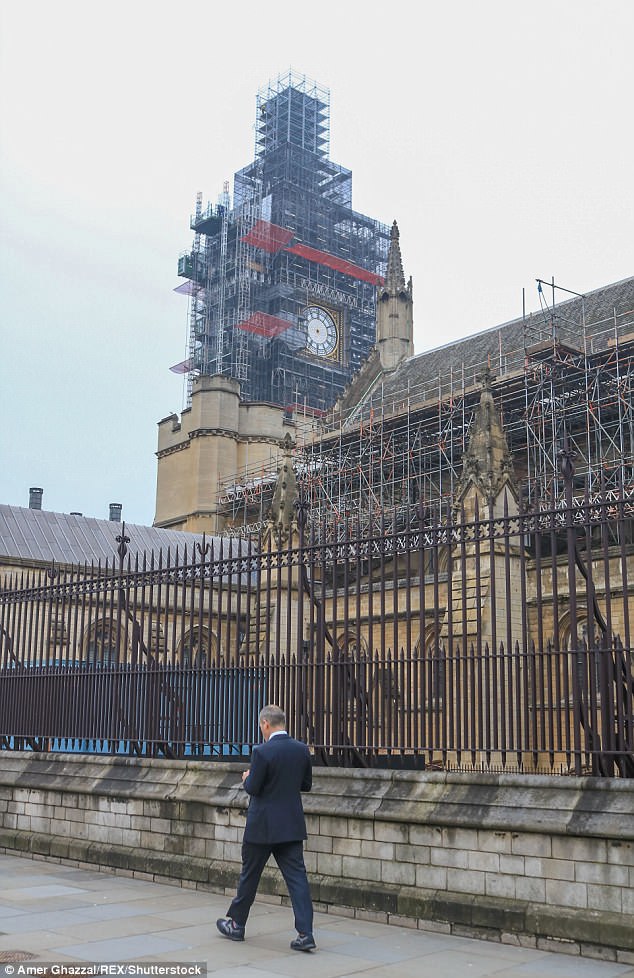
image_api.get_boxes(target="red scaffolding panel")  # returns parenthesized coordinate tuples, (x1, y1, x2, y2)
(242, 220, 295, 253)
(286, 242, 384, 285)
(169, 358, 194, 374)
(235, 311, 293, 337)
(242, 220, 384, 284)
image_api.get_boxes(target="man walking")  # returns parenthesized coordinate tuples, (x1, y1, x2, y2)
(216, 704, 316, 951)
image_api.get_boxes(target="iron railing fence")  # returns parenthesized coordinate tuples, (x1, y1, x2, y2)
(1, 468, 632, 775)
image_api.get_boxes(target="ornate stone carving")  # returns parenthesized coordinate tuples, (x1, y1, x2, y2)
(457, 367, 517, 504)
(266, 433, 298, 541)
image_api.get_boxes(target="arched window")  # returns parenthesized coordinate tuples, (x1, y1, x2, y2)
(334, 632, 370, 727)
(415, 629, 446, 709)
(558, 610, 603, 699)
(178, 627, 218, 667)
(436, 546, 451, 576)
(336, 632, 368, 658)
(83, 619, 124, 667)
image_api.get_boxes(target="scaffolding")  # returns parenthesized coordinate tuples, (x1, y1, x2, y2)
(215, 279, 634, 535)
(522, 279, 634, 499)
(173, 72, 389, 411)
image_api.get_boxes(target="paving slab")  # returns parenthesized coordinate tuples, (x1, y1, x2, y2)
(0, 853, 632, 978)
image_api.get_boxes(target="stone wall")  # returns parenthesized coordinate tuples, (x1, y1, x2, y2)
(0, 752, 632, 961)
(154, 374, 293, 533)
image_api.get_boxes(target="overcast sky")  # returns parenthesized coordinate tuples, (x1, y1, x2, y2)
(1, 0, 632, 527)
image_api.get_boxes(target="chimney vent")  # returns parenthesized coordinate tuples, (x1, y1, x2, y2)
(109, 503, 123, 522)
(29, 487, 43, 510)
(70, 512, 82, 516)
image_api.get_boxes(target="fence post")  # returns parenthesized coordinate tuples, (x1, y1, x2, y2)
(560, 437, 583, 774)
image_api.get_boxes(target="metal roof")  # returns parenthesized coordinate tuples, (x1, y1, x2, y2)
(0, 505, 231, 568)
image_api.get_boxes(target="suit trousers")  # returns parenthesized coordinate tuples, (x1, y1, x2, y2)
(227, 839, 313, 934)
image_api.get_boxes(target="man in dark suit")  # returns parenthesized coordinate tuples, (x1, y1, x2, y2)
(216, 704, 316, 952)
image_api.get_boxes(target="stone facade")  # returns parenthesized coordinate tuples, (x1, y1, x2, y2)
(0, 753, 632, 959)
(155, 374, 295, 533)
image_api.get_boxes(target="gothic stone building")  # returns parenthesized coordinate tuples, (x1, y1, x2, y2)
(152, 230, 633, 770)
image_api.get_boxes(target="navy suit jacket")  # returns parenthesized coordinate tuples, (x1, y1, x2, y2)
(242, 733, 312, 845)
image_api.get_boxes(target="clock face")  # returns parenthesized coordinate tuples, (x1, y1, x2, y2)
(303, 306, 338, 358)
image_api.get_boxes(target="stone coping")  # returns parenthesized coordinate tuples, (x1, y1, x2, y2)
(0, 752, 632, 839)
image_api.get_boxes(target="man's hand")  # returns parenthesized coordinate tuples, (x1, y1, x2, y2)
(241, 768, 250, 783)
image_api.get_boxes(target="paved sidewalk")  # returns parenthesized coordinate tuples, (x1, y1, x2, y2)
(0, 853, 632, 977)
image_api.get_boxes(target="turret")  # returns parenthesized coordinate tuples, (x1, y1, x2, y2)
(376, 220, 413, 370)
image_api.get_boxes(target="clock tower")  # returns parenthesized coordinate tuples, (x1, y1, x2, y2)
(174, 73, 389, 414)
